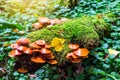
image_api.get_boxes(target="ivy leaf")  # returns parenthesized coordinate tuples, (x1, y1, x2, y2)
(102, 43, 108, 49)
(0, 19, 23, 30)
(108, 48, 119, 57)
(93, 68, 106, 75)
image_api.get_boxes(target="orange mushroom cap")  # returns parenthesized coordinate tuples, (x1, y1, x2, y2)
(66, 52, 73, 59)
(44, 44, 52, 48)
(23, 48, 32, 54)
(32, 49, 41, 53)
(71, 53, 79, 59)
(11, 43, 19, 49)
(38, 17, 50, 24)
(17, 67, 28, 73)
(32, 22, 43, 29)
(43, 53, 55, 59)
(16, 38, 30, 46)
(73, 48, 81, 57)
(49, 20, 56, 25)
(35, 40, 46, 46)
(40, 48, 51, 54)
(68, 44, 79, 50)
(29, 43, 41, 49)
(54, 19, 62, 24)
(80, 48, 89, 57)
(70, 58, 81, 63)
(74, 48, 89, 57)
(50, 19, 62, 25)
(66, 52, 79, 59)
(47, 59, 58, 64)
(9, 50, 22, 57)
(16, 46, 27, 52)
(31, 56, 46, 63)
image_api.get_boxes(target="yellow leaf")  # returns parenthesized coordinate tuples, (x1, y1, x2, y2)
(55, 44, 64, 52)
(108, 48, 119, 56)
(51, 37, 65, 52)
(58, 38, 65, 44)
(51, 37, 65, 47)
(3, 43, 10, 47)
(51, 38, 60, 47)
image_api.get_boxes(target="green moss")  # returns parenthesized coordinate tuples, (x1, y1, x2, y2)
(27, 29, 55, 43)
(68, 16, 110, 37)
(27, 15, 110, 48)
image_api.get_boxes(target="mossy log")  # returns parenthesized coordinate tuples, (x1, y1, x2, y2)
(27, 15, 110, 64)
(27, 16, 109, 48)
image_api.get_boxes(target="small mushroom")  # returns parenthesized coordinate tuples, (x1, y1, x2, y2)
(23, 48, 32, 54)
(32, 49, 41, 53)
(70, 58, 81, 63)
(74, 48, 89, 57)
(17, 67, 28, 73)
(16, 46, 27, 52)
(9, 50, 22, 57)
(16, 38, 30, 46)
(73, 48, 82, 57)
(68, 44, 79, 50)
(66, 52, 79, 59)
(29, 43, 41, 49)
(11, 43, 19, 49)
(47, 59, 58, 64)
(44, 44, 52, 48)
(43, 53, 55, 59)
(31, 56, 46, 63)
(50, 19, 62, 25)
(35, 40, 46, 46)
(72, 53, 79, 59)
(38, 17, 50, 25)
(80, 48, 89, 57)
(66, 52, 73, 59)
(40, 48, 51, 54)
(49, 20, 56, 25)
(32, 22, 43, 29)
(16, 46, 32, 54)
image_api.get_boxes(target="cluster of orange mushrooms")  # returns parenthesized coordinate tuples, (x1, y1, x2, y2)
(9, 38, 58, 73)
(66, 44, 89, 63)
(10, 38, 32, 57)
(29, 40, 58, 64)
(9, 38, 89, 73)
(32, 17, 69, 29)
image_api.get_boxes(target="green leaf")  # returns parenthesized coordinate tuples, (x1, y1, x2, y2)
(102, 43, 108, 49)
(92, 68, 106, 75)
(53, 74, 59, 80)
(103, 63, 110, 68)
(75, 74, 84, 80)
(0, 19, 23, 30)
(13, 71, 19, 76)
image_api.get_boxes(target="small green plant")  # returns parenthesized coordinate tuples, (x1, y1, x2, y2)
(30, 64, 59, 80)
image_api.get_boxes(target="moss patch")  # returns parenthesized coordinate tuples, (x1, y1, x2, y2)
(27, 15, 110, 49)
(27, 16, 110, 63)
(27, 29, 55, 43)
